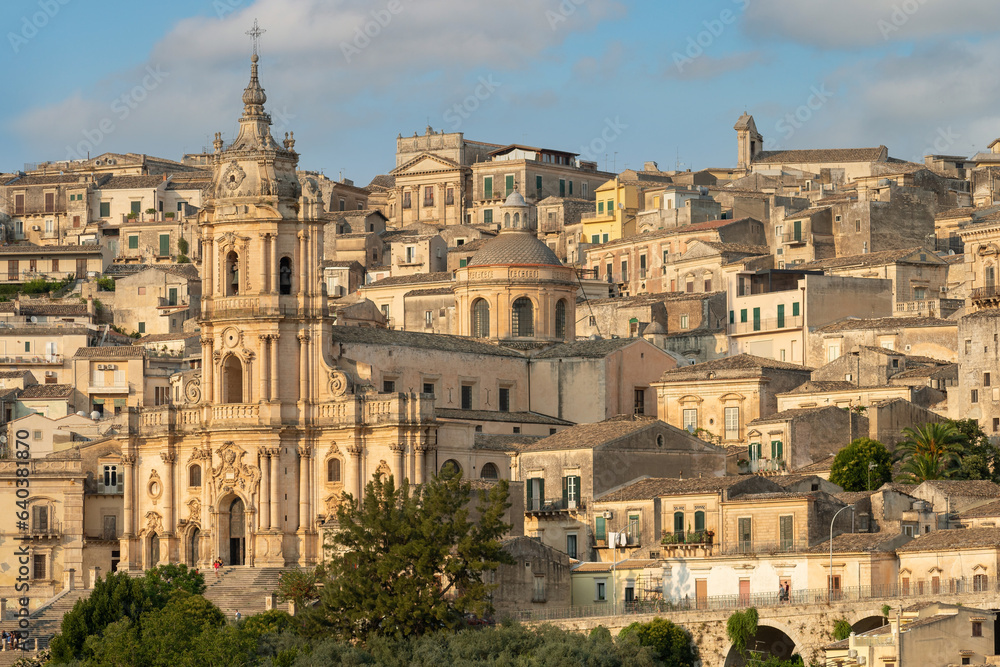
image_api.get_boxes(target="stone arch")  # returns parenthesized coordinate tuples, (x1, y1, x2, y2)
(222, 354, 244, 404)
(852, 614, 889, 634)
(279, 255, 293, 294)
(511, 296, 535, 338)
(722, 619, 804, 667)
(147, 532, 160, 568)
(480, 462, 499, 480)
(217, 492, 250, 567)
(225, 249, 240, 296)
(555, 299, 567, 339)
(186, 525, 201, 568)
(441, 459, 462, 477)
(471, 298, 490, 338)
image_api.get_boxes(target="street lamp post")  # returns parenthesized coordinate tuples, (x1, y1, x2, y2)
(868, 461, 877, 491)
(829, 504, 855, 601)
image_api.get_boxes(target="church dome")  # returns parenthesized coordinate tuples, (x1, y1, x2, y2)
(643, 320, 667, 335)
(504, 190, 527, 207)
(467, 230, 562, 267)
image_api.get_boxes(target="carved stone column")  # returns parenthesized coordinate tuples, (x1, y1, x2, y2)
(391, 442, 406, 483)
(269, 334, 279, 401)
(269, 448, 280, 530)
(297, 446, 311, 531)
(258, 335, 270, 401)
(414, 446, 427, 485)
(297, 332, 310, 402)
(297, 230, 307, 296)
(259, 449, 271, 531)
(259, 233, 271, 294)
(204, 234, 214, 296)
(269, 233, 278, 295)
(347, 444, 363, 500)
(160, 451, 176, 535)
(121, 453, 136, 536)
(201, 337, 214, 404)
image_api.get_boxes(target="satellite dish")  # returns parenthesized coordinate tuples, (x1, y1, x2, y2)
(0, 435, 6, 444)
(76, 411, 86, 417)
(29, 316, 37, 323)
(90, 411, 101, 420)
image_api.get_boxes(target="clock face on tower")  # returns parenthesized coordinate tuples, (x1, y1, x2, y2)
(224, 328, 242, 348)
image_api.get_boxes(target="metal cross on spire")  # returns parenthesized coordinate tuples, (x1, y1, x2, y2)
(246, 18, 265, 57)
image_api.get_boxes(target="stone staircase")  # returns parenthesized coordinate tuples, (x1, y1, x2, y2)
(202, 567, 294, 619)
(0, 587, 90, 661)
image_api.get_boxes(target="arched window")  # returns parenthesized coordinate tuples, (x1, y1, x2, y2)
(511, 297, 534, 337)
(189, 464, 201, 487)
(189, 527, 200, 567)
(513, 212, 520, 227)
(480, 462, 499, 480)
(441, 459, 462, 477)
(555, 299, 567, 339)
(673, 511, 685, 539)
(694, 510, 705, 533)
(327, 458, 342, 483)
(222, 355, 243, 404)
(471, 299, 490, 338)
(225, 250, 239, 296)
(504, 212, 511, 228)
(279, 256, 293, 295)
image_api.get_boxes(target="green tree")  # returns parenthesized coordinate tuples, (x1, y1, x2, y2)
(832, 619, 852, 640)
(276, 563, 324, 608)
(310, 469, 513, 642)
(48, 565, 204, 664)
(948, 419, 1000, 482)
(829, 438, 892, 492)
(619, 617, 697, 666)
(726, 607, 759, 662)
(895, 422, 965, 484)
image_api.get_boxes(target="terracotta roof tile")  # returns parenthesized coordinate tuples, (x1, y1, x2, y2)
(435, 408, 571, 425)
(330, 325, 524, 358)
(19, 384, 74, 399)
(519, 415, 671, 453)
(659, 353, 811, 379)
(362, 272, 453, 288)
(599, 475, 769, 502)
(72, 346, 146, 358)
(815, 317, 955, 333)
(896, 526, 1000, 551)
(753, 146, 886, 164)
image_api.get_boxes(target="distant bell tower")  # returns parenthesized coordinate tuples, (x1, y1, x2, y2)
(734, 113, 763, 173)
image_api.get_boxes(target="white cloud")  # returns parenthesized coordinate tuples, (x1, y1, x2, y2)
(12, 0, 623, 167)
(743, 0, 1000, 49)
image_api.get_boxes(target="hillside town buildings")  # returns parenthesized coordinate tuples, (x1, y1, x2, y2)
(5, 45, 1000, 667)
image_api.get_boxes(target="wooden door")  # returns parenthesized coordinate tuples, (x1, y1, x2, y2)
(739, 579, 750, 606)
(695, 579, 707, 609)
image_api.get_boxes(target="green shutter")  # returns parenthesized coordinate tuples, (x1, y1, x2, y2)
(595, 516, 606, 541)
(772, 440, 783, 460)
(131, 201, 141, 214)
(159, 234, 170, 256)
(536, 175, 542, 193)
(562, 476, 568, 507)
(569, 181, 573, 195)
(168, 288, 177, 306)
(459, 258, 467, 268)
(559, 179, 566, 196)
(752, 307, 760, 331)
(591, 235, 600, 244)
(100, 202, 110, 217)
(538, 478, 545, 504)
(484, 177, 492, 199)
(598, 202, 604, 214)
(729, 310, 734, 324)
(740, 309, 747, 323)
(777, 304, 785, 328)
(694, 510, 705, 532)
(138, 322, 145, 334)
(114, 398, 126, 407)
(128, 235, 138, 249)
(793, 219, 801, 241)
(792, 302, 800, 316)
(505, 175, 514, 197)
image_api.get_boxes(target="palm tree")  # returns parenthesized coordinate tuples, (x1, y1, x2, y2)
(894, 422, 965, 484)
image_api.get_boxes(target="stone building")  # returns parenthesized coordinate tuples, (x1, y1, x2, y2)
(653, 353, 813, 447)
(490, 536, 571, 614)
(112, 265, 201, 336)
(0, 243, 109, 283)
(809, 316, 958, 366)
(536, 195, 592, 263)
(798, 246, 953, 317)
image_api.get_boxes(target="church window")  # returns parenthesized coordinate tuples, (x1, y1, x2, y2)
(513, 212, 520, 227)
(423, 186, 434, 207)
(555, 299, 567, 339)
(511, 297, 534, 337)
(402, 191, 411, 209)
(446, 188, 454, 205)
(472, 299, 490, 338)
(483, 209, 493, 224)
(480, 462, 499, 480)
(189, 465, 201, 487)
(279, 257, 293, 295)
(327, 458, 342, 483)
(504, 213, 511, 228)
(222, 355, 244, 404)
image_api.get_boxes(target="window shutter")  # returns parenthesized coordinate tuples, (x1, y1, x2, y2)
(596, 516, 606, 541)
(527, 479, 534, 504)
(539, 478, 544, 504)
(562, 477, 568, 506)
(573, 476, 581, 501)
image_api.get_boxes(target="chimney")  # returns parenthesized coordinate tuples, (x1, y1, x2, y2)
(86, 295, 95, 316)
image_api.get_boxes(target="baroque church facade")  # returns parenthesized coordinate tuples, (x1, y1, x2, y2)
(120, 53, 438, 570)
(119, 51, 582, 571)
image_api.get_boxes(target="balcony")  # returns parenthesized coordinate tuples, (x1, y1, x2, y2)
(89, 383, 130, 395)
(0, 354, 63, 365)
(525, 498, 585, 516)
(779, 232, 807, 245)
(18, 519, 61, 540)
(581, 210, 614, 221)
(972, 285, 1000, 302)
(728, 315, 803, 335)
(716, 537, 809, 555)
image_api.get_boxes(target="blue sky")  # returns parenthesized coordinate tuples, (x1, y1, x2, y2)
(2, 0, 1000, 184)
